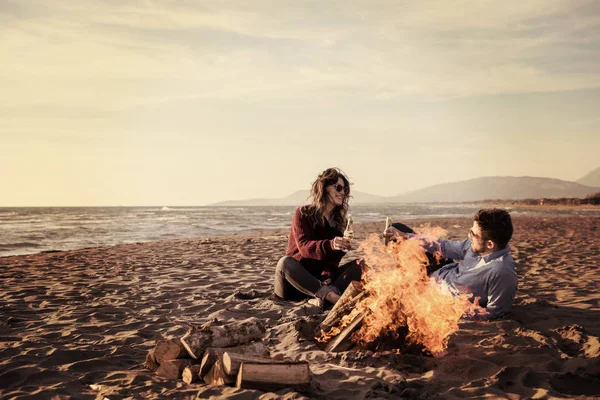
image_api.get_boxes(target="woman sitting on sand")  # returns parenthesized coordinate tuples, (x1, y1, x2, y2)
(274, 167, 363, 306)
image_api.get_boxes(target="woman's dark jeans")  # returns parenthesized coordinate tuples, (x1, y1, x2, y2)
(274, 256, 362, 301)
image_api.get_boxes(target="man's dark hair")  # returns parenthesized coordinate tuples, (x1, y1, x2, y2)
(474, 208, 513, 249)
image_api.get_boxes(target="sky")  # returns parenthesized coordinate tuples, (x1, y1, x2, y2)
(1, 0, 600, 206)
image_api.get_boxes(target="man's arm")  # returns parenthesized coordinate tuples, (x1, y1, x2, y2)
(477, 267, 518, 320)
(389, 228, 470, 260)
(440, 238, 471, 260)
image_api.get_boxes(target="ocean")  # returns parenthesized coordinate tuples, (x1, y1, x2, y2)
(1, 205, 598, 257)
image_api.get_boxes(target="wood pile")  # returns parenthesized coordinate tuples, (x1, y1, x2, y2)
(145, 317, 311, 391)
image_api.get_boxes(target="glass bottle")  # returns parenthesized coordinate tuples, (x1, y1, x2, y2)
(343, 215, 354, 252)
(383, 216, 392, 245)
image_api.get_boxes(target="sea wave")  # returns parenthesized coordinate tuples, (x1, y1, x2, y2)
(1, 205, 598, 257)
(0, 242, 42, 251)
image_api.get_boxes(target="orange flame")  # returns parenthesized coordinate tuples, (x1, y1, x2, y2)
(333, 228, 486, 355)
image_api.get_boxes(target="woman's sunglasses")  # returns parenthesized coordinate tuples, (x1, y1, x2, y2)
(332, 184, 347, 193)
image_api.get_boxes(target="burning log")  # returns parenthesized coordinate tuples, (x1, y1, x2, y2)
(324, 311, 366, 352)
(222, 352, 289, 375)
(316, 280, 364, 338)
(181, 317, 266, 359)
(154, 338, 187, 363)
(199, 341, 269, 377)
(333, 232, 483, 356)
(203, 359, 234, 386)
(182, 365, 202, 384)
(235, 361, 311, 392)
(156, 359, 194, 380)
(145, 348, 159, 372)
(312, 230, 487, 356)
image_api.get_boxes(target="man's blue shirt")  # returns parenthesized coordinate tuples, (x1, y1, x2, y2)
(428, 238, 517, 320)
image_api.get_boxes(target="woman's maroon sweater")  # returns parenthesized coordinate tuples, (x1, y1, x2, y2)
(285, 206, 345, 279)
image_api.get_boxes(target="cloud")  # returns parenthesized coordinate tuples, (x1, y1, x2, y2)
(1, 0, 599, 113)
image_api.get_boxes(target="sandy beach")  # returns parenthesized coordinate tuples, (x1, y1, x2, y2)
(1, 215, 600, 399)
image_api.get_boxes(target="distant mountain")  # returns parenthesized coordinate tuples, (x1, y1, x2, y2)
(389, 176, 600, 203)
(211, 190, 387, 206)
(577, 166, 600, 188)
(212, 176, 600, 206)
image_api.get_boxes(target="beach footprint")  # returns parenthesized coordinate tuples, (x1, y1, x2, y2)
(553, 324, 600, 358)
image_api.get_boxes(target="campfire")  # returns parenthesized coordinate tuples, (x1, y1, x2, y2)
(144, 224, 486, 392)
(316, 230, 485, 355)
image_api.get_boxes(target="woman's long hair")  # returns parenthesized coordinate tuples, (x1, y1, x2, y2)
(302, 167, 350, 231)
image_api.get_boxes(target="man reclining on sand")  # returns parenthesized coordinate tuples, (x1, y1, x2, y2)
(386, 208, 517, 320)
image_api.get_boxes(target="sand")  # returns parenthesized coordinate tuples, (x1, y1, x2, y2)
(1, 216, 599, 399)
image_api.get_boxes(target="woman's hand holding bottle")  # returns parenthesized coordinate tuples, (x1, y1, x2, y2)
(332, 236, 351, 251)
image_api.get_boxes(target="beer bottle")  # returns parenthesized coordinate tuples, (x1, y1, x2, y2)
(383, 216, 392, 245)
(342, 215, 353, 252)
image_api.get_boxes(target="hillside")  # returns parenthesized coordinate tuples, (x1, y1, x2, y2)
(390, 176, 599, 203)
(212, 190, 386, 206)
(577, 166, 600, 188)
(211, 176, 600, 206)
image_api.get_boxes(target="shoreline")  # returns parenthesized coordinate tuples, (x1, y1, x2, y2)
(3, 207, 600, 259)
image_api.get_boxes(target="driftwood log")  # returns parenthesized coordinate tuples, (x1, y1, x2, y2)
(199, 341, 269, 377)
(182, 365, 202, 384)
(236, 361, 311, 392)
(154, 338, 187, 363)
(156, 359, 194, 380)
(204, 359, 234, 386)
(181, 317, 266, 359)
(222, 352, 289, 376)
(145, 348, 159, 372)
